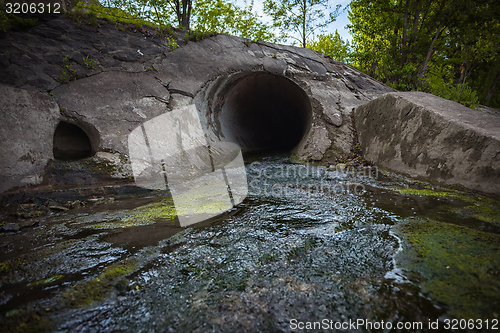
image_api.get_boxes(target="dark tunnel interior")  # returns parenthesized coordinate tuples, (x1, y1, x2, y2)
(53, 121, 93, 160)
(218, 72, 312, 152)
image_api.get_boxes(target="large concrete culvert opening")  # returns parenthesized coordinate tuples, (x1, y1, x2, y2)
(201, 72, 312, 152)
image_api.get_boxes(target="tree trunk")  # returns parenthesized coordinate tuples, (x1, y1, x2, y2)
(459, 60, 467, 84)
(418, 20, 444, 79)
(485, 73, 500, 104)
(302, 0, 306, 47)
(393, 0, 402, 36)
(412, 0, 421, 40)
(183, 0, 192, 29)
(369, 60, 378, 77)
(402, 0, 409, 49)
(175, 0, 191, 30)
(418, 0, 432, 35)
(401, 0, 410, 65)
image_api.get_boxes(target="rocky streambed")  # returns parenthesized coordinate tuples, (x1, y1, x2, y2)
(0, 154, 499, 332)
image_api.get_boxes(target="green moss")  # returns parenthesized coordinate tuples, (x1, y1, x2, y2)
(0, 262, 9, 272)
(0, 240, 75, 286)
(1, 308, 52, 333)
(101, 261, 136, 280)
(396, 187, 468, 200)
(172, 184, 233, 217)
(401, 221, 500, 319)
(119, 198, 176, 225)
(81, 157, 117, 176)
(5, 309, 22, 317)
(395, 186, 500, 224)
(91, 187, 232, 229)
(27, 274, 64, 287)
(61, 260, 136, 308)
(468, 198, 500, 224)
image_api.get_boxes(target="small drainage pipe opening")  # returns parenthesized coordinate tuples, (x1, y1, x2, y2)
(53, 121, 94, 160)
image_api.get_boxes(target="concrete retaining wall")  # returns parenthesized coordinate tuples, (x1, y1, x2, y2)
(354, 92, 500, 194)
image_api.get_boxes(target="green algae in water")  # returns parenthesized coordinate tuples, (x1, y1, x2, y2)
(397, 188, 469, 200)
(92, 186, 233, 230)
(0, 240, 76, 286)
(2, 308, 53, 333)
(0, 262, 9, 273)
(27, 274, 64, 287)
(61, 260, 137, 308)
(394, 187, 500, 224)
(454, 197, 500, 224)
(90, 199, 177, 229)
(172, 181, 233, 217)
(121, 186, 232, 224)
(121, 198, 176, 223)
(401, 221, 500, 319)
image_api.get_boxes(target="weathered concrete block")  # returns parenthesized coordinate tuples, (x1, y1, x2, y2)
(354, 92, 500, 194)
(52, 72, 170, 154)
(0, 84, 60, 193)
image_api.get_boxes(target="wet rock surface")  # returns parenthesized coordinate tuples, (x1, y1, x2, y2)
(354, 92, 500, 194)
(0, 155, 499, 332)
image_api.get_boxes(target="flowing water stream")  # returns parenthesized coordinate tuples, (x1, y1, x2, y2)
(1, 154, 499, 332)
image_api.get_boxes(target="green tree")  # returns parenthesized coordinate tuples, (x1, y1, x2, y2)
(167, 0, 192, 29)
(100, 0, 273, 41)
(347, 0, 500, 108)
(108, 0, 191, 29)
(307, 30, 351, 63)
(263, 0, 342, 47)
(101, 0, 175, 28)
(193, 0, 275, 41)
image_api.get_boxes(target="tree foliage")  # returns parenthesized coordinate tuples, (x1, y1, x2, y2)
(307, 30, 351, 63)
(347, 0, 500, 108)
(97, 0, 273, 41)
(193, 0, 275, 41)
(263, 0, 342, 47)
(100, 0, 175, 28)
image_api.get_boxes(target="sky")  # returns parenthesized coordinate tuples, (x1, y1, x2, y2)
(233, 0, 352, 42)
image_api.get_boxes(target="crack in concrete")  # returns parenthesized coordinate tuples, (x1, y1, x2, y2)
(60, 107, 87, 120)
(287, 63, 314, 74)
(167, 88, 194, 98)
(93, 116, 142, 123)
(255, 41, 329, 73)
(144, 95, 169, 104)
